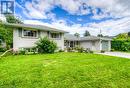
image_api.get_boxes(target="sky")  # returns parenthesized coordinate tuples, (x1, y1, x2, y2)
(0, 0, 130, 36)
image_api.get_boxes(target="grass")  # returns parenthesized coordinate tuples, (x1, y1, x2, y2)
(0, 53, 130, 88)
(0, 52, 3, 55)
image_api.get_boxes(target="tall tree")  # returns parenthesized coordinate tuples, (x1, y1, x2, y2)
(0, 15, 22, 49)
(74, 33, 80, 38)
(97, 34, 103, 37)
(5, 15, 23, 24)
(84, 30, 90, 37)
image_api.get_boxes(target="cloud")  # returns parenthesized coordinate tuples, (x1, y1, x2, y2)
(19, 0, 130, 36)
(17, 0, 130, 19)
(24, 16, 130, 36)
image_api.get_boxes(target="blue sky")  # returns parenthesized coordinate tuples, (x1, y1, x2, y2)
(1, 0, 130, 36)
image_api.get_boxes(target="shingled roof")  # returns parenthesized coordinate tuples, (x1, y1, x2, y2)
(64, 34, 112, 41)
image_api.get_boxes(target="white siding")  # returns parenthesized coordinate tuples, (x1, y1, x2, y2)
(80, 40, 101, 51)
(13, 28, 64, 51)
(51, 34, 64, 50)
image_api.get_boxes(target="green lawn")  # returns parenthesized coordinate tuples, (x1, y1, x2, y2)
(0, 53, 130, 88)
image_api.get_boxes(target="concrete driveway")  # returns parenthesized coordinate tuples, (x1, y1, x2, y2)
(96, 52, 130, 59)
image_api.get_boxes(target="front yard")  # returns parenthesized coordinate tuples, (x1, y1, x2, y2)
(0, 53, 130, 88)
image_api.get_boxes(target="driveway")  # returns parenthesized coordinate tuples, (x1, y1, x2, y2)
(96, 52, 130, 59)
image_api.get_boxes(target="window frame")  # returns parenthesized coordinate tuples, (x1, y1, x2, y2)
(50, 33, 61, 39)
(22, 29, 38, 38)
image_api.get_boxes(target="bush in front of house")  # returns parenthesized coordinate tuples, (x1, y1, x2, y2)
(77, 47, 84, 53)
(0, 47, 6, 52)
(36, 37, 57, 53)
(101, 50, 105, 53)
(112, 40, 130, 52)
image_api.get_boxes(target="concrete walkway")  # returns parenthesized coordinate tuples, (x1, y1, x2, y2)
(96, 52, 130, 59)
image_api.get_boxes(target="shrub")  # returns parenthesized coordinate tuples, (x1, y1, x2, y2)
(111, 49, 115, 52)
(101, 50, 105, 53)
(112, 40, 130, 51)
(89, 50, 94, 53)
(36, 37, 57, 53)
(0, 47, 6, 52)
(67, 47, 72, 52)
(19, 49, 26, 55)
(59, 49, 64, 52)
(77, 47, 84, 53)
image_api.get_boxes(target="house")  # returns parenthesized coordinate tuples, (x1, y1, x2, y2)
(5, 23, 112, 52)
(5, 23, 67, 51)
(64, 34, 112, 51)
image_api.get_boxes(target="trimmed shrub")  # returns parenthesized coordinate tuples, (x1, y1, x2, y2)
(101, 50, 105, 53)
(19, 49, 26, 55)
(112, 40, 130, 51)
(0, 47, 6, 52)
(36, 37, 57, 53)
(59, 49, 64, 52)
(77, 47, 84, 53)
(89, 50, 94, 53)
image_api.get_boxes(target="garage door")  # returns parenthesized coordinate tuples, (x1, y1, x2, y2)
(102, 41, 109, 51)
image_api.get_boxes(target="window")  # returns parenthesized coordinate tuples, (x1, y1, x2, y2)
(51, 33, 61, 38)
(23, 30, 37, 38)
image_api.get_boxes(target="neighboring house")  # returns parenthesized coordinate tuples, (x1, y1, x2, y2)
(5, 23, 67, 51)
(5, 23, 112, 52)
(64, 34, 112, 51)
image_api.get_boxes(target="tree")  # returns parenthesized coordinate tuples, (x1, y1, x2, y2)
(74, 33, 80, 37)
(5, 14, 23, 24)
(0, 23, 13, 49)
(97, 34, 103, 37)
(0, 15, 22, 49)
(84, 30, 90, 37)
(128, 32, 130, 37)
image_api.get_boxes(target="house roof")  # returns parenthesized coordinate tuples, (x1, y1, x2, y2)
(64, 34, 112, 41)
(4, 23, 68, 33)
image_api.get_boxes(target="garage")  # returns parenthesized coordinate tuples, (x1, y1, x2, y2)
(101, 40, 109, 51)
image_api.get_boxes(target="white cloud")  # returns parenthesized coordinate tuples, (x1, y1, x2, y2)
(20, 0, 130, 36)
(17, 0, 130, 19)
(24, 16, 130, 36)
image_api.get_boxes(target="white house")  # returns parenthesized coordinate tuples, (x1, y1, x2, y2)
(5, 23, 112, 52)
(6, 23, 67, 51)
(64, 34, 112, 51)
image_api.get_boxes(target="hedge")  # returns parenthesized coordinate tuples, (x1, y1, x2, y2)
(112, 40, 130, 51)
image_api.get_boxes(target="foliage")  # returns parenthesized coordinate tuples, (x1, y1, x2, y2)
(0, 53, 130, 88)
(97, 34, 103, 37)
(5, 14, 23, 24)
(59, 49, 64, 52)
(112, 40, 130, 51)
(19, 49, 26, 55)
(128, 32, 130, 37)
(77, 47, 84, 53)
(66, 47, 72, 52)
(36, 37, 57, 53)
(101, 50, 105, 53)
(0, 47, 6, 52)
(84, 30, 90, 36)
(115, 33, 129, 40)
(0, 23, 13, 49)
(0, 15, 23, 49)
(74, 33, 80, 37)
(112, 32, 130, 52)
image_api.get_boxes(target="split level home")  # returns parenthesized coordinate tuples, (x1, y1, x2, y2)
(5, 23, 112, 52)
